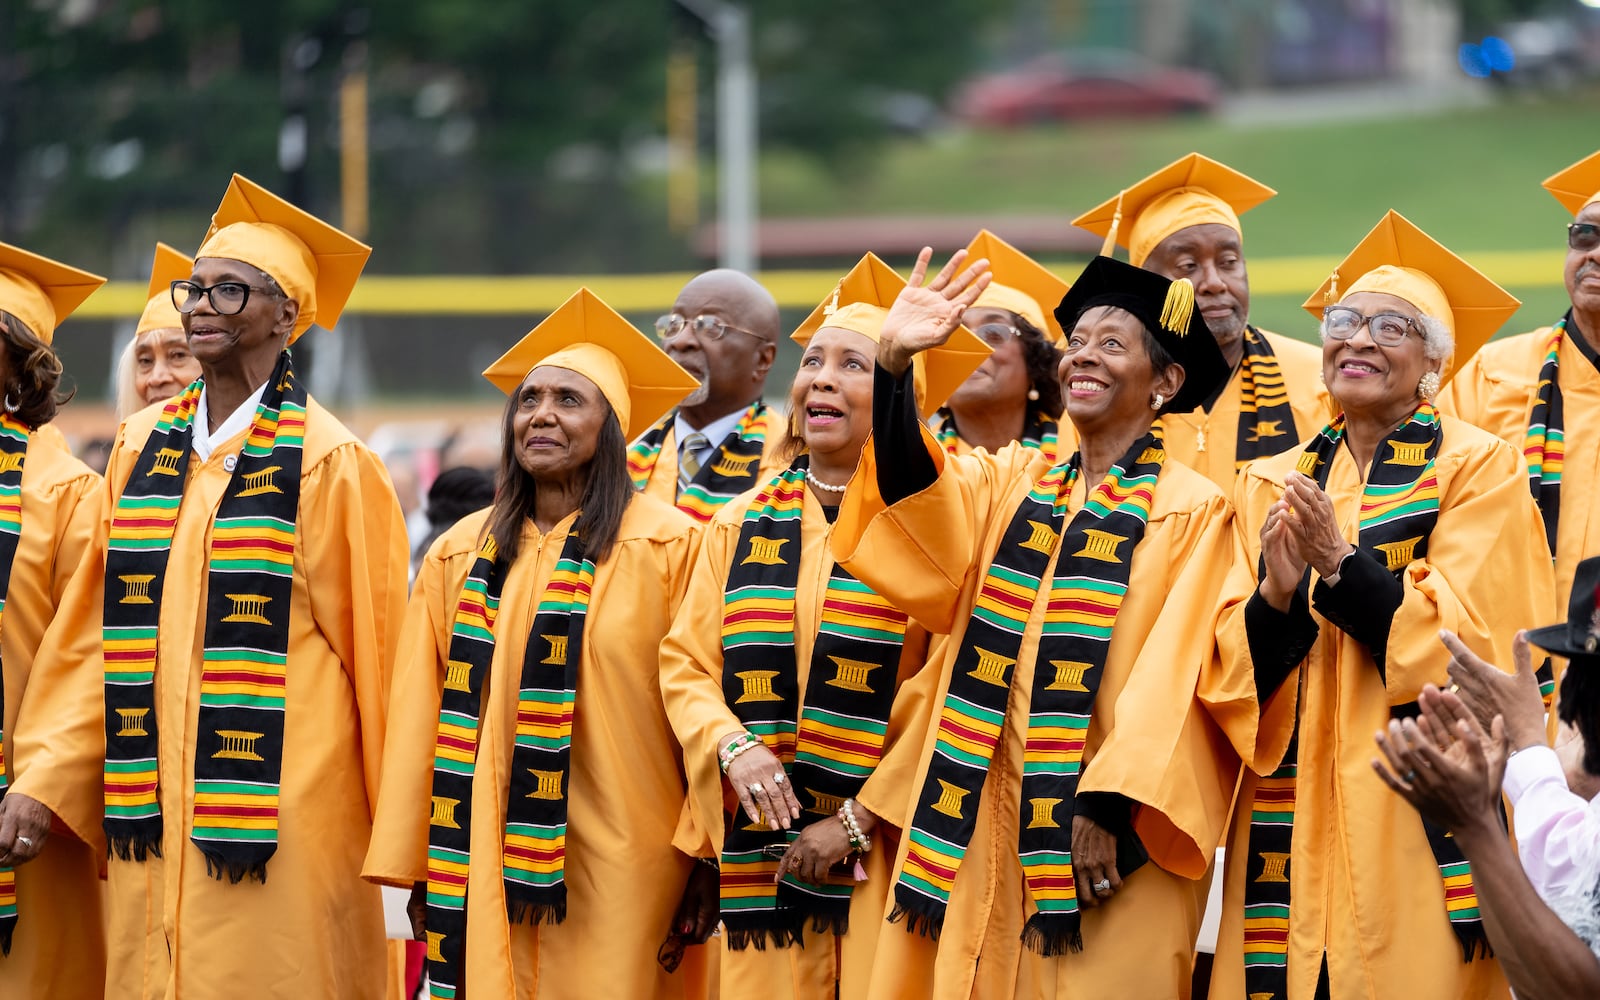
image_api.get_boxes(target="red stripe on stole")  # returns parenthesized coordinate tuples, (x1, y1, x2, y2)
(105, 649, 157, 662)
(906, 847, 957, 882)
(428, 868, 468, 888)
(1024, 735, 1085, 755)
(106, 779, 158, 794)
(1254, 788, 1295, 805)
(503, 842, 561, 863)
(1030, 873, 1075, 891)
(942, 718, 1000, 749)
(979, 585, 1034, 615)
(802, 729, 881, 758)
(193, 804, 278, 819)
(436, 734, 476, 754)
(213, 537, 294, 554)
(205, 670, 285, 685)
(1444, 884, 1477, 902)
(1244, 928, 1289, 946)
(113, 516, 180, 529)
(724, 608, 792, 627)
(720, 871, 781, 890)
(820, 597, 906, 623)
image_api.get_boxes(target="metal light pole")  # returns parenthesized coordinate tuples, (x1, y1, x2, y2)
(673, 0, 757, 275)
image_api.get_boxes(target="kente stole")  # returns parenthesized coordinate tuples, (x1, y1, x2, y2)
(626, 402, 771, 522)
(102, 353, 304, 884)
(718, 459, 909, 948)
(894, 434, 1162, 955)
(423, 527, 596, 1000)
(934, 407, 1060, 464)
(0, 414, 31, 955)
(1234, 327, 1300, 469)
(1524, 318, 1567, 555)
(1242, 405, 1489, 1000)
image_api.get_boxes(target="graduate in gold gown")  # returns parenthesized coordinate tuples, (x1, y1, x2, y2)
(115, 243, 202, 419)
(659, 253, 988, 999)
(1439, 148, 1600, 621)
(363, 289, 717, 999)
(0, 243, 107, 999)
(932, 230, 1067, 462)
(833, 248, 1244, 999)
(11, 175, 411, 1000)
(1074, 154, 1335, 487)
(1211, 211, 1556, 1000)
(628, 270, 790, 522)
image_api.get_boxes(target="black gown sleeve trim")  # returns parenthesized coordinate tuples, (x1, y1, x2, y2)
(1246, 587, 1318, 699)
(1311, 548, 1404, 681)
(1073, 790, 1149, 879)
(873, 364, 938, 506)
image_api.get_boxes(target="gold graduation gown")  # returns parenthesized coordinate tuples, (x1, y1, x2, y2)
(364, 497, 710, 999)
(1155, 330, 1335, 490)
(14, 398, 410, 1000)
(1, 434, 104, 999)
(832, 434, 1243, 1000)
(636, 406, 791, 509)
(1437, 326, 1599, 615)
(1210, 417, 1555, 1000)
(658, 483, 941, 999)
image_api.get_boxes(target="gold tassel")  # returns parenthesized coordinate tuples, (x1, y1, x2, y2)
(1160, 277, 1195, 337)
(823, 283, 842, 317)
(1323, 269, 1340, 305)
(1098, 190, 1125, 258)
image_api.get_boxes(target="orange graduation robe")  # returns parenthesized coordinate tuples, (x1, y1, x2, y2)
(1, 433, 104, 1000)
(831, 434, 1243, 999)
(1210, 417, 1554, 1000)
(364, 496, 710, 999)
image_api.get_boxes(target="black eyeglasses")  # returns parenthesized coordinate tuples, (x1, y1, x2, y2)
(1322, 306, 1422, 348)
(655, 313, 759, 343)
(170, 279, 280, 317)
(1570, 223, 1600, 253)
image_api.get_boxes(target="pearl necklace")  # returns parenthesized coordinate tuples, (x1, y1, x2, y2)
(805, 469, 848, 494)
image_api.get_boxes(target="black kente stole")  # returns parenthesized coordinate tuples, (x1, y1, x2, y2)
(102, 353, 304, 883)
(0, 413, 32, 954)
(717, 459, 909, 948)
(893, 434, 1163, 955)
(1234, 327, 1300, 469)
(626, 402, 771, 522)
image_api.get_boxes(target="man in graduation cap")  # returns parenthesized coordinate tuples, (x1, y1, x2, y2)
(18, 175, 410, 999)
(1440, 148, 1600, 624)
(1075, 153, 1335, 488)
(0, 242, 108, 999)
(628, 270, 789, 523)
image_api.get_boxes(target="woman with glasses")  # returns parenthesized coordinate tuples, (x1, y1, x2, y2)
(658, 254, 985, 998)
(1210, 211, 1556, 1000)
(365, 290, 718, 999)
(0, 242, 106, 999)
(13, 175, 412, 1000)
(113, 244, 202, 419)
(1441, 148, 1600, 633)
(932, 230, 1067, 463)
(834, 249, 1244, 998)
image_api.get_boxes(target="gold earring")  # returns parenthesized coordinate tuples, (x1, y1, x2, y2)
(1150, 393, 1165, 411)
(1417, 371, 1441, 401)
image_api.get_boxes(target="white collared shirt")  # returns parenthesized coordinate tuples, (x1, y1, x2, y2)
(193, 381, 269, 462)
(673, 407, 745, 469)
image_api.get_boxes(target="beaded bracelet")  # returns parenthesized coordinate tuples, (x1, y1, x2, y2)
(718, 732, 761, 773)
(837, 798, 871, 854)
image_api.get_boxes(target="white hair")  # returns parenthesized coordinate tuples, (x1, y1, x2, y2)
(1318, 311, 1453, 361)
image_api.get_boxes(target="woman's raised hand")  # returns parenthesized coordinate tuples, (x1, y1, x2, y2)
(877, 247, 992, 377)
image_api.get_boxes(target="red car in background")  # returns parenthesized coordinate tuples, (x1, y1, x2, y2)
(952, 49, 1221, 127)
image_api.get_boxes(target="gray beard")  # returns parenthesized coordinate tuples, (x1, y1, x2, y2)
(679, 380, 710, 407)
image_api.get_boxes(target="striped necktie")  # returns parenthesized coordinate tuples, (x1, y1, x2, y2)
(679, 431, 710, 491)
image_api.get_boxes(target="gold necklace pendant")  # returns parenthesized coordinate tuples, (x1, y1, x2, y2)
(1196, 426, 1206, 452)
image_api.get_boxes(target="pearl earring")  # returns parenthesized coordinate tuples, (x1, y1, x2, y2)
(1416, 371, 1441, 401)
(1150, 393, 1165, 411)
(1027, 388, 1040, 401)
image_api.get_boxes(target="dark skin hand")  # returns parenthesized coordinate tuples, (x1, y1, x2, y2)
(775, 800, 880, 887)
(0, 791, 51, 867)
(1441, 629, 1548, 753)
(407, 880, 426, 941)
(1071, 814, 1120, 909)
(671, 859, 721, 943)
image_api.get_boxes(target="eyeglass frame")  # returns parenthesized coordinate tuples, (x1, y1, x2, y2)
(1569, 222, 1600, 253)
(1321, 305, 1424, 348)
(170, 279, 283, 317)
(654, 312, 761, 343)
(971, 322, 1022, 347)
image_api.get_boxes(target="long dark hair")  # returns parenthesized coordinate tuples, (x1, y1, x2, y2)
(485, 396, 633, 566)
(0, 310, 72, 426)
(1016, 315, 1063, 417)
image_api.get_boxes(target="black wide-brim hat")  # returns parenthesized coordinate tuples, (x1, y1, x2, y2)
(1052, 255, 1230, 415)
(1528, 555, 1600, 658)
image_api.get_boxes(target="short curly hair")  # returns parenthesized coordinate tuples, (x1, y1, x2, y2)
(0, 310, 72, 427)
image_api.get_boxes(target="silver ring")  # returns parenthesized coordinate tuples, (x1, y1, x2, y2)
(750, 782, 764, 795)
(1403, 770, 1417, 783)
(772, 772, 786, 785)
(15, 836, 32, 848)
(1093, 878, 1112, 894)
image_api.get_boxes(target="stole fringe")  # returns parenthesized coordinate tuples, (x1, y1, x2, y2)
(106, 832, 163, 863)
(887, 899, 946, 942)
(807, 909, 850, 938)
(0, 923, 12, 957)
(1454, 922, 1494, 963)
(200, 850, 268, 885)
(1019, 912, 1083, 957)
(724, 922, 804, 952)
(506, 896, 567, 927)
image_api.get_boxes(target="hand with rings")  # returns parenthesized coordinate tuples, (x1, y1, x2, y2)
(1071, 814, 1121, 909)
(0, 791, 52, 867)
(719, 732, 801, 831)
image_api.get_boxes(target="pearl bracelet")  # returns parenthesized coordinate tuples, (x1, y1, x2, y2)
(837, 798, 871, 854)
(718, 732, 761, 773)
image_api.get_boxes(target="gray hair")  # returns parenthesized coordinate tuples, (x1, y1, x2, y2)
(1318, 311, 1453, 361)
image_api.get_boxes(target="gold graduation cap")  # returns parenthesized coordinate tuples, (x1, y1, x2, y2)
(791, 252, 991, 418)
(1542, 148, 1600, 216)
(0, 241, 107, 345)
(1072, 153, 1277, 267)
(197, 174, 371, 342)
(1300, 210, 1520, 378)
(962, 229, 1071, 343)
(482, 287, 700, 438)
(135, 243, 195, 337)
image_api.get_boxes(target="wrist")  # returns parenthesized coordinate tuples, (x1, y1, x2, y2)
(878, 343, 913, 378)
(1259, 580, 1293, 614)
(1319, 545, 1355, 584)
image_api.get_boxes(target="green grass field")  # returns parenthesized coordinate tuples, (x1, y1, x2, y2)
(757, 90, 1600, 340)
